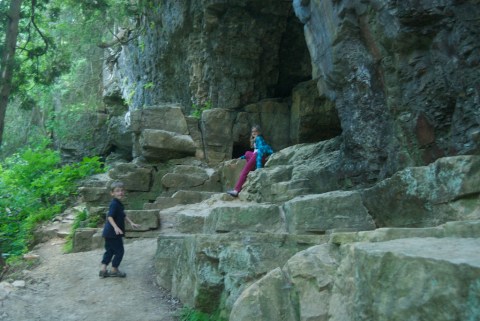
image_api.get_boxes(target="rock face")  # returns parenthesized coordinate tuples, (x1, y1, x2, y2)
(97, 0, 480, 185)
(73, 141, 480, 319)
(294, 0, 480, 183)
(108, 0, 310, 111)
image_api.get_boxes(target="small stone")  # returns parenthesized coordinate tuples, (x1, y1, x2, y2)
(0, 282, 14, 300)
(12, 280, 26, 288)
(23, 253, 40, 260)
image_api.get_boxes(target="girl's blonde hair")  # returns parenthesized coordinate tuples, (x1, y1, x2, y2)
(250, 125, 262, 148)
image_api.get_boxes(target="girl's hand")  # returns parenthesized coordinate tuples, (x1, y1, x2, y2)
(130, 222, 141, 229)
(114, 226, 124, 235)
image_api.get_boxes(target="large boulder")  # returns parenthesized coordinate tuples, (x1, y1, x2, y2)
(241, 138, 343, 203)
(130, 104, 189, 134)
(204, 203, 285, 234)
(283, 191, 376, 234)
(72, 228, 100, 252)
(230, 244, 337, 321)
(108, 163, 153, 192)
(290, 79, 341, 144)
(201, 108, 236, 165)
(160, 164, 222, 194)
(137, 129, 196, 161)
(329, 237, 480, 321)
(362, 155, 480, 227)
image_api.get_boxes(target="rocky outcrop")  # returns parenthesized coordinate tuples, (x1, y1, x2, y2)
(362, 155, 480, 227)
(240, 137, 344, 202)
(230, 221, 480, 321)
(73, 109, 479, 318)
(99, 0, 338, 167)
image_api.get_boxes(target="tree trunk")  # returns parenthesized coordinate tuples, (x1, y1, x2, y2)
(0, 0, 23, 146)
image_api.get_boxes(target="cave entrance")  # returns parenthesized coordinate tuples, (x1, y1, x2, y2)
(232, 141, 251, 159)
(274, 10, 312, 97)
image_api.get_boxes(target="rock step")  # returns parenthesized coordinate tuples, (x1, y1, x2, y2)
(157, 191, 378, 237)
(330, 219, 480, 245)
(269, 179, 311, 202)
(155, 232, 329, 310)
(157, 201, 284, 236)
(71, 189, 381, 251)
(153, 190, 375, 237)
(143, 190, 217, 211)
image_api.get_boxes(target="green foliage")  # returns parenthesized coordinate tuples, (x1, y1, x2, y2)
(191, 101, 213, 119)
(2, 0, 140, 157)
(179, 307, 226, 321)
(143, 82, 154, 90)
(0, 142, 104, 258)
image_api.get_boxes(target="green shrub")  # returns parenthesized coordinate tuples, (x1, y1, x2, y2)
(179, 306, 226, 321)
(191, 101, 212, 119)
(0, 141, 104, 258)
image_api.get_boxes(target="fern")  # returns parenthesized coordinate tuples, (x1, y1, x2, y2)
(0, 142, 104, 258)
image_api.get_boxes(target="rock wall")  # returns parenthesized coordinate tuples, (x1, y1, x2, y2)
(294, 0, 480, 184)
(98, 0, 480, 187)
(105, 0, 311, 111)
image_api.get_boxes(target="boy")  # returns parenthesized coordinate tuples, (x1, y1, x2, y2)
(99, 181, 140, 278)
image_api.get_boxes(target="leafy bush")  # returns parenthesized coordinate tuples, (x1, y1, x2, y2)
(191, 101, 212, 119)
(0, 141, 104, 258)
(179, 306, 226, 321)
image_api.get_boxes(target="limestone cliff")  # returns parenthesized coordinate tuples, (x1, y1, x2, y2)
(101, 0, 480, 187)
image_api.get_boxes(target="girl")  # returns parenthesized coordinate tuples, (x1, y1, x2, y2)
(227, 125, 273, 197)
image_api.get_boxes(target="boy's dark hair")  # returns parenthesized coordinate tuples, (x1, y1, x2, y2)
(110, 181, 125, 191)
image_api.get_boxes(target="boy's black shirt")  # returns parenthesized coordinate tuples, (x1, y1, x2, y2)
(102, 198, 126, 238)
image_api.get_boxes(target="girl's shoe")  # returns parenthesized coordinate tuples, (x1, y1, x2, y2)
(226, 190, 238, 197)
(109, 270, 126, 278)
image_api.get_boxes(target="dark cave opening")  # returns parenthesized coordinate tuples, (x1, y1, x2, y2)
(274, 10, 312, 97)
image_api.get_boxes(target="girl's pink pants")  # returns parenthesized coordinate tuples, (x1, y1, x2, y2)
(234, 151, 257, 192)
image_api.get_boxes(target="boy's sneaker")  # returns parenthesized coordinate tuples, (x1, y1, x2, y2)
(226, 190, 239, 197)
(99, 270, 109, 278)
(109, 270, 126, 278)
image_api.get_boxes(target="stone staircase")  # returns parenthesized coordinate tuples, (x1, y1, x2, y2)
(68, 154, 480, 320)
(68, 105, 480, 319)
(72, 154, 363, 317)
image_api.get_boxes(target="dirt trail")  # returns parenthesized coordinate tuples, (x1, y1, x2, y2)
(1, 238, 181, 321)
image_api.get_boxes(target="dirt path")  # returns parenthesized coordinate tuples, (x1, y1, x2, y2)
(0, 238, 181, 321)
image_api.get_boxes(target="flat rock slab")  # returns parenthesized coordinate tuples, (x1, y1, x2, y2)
(354, 237, 480, 267)
(331, 237, 480, 321)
